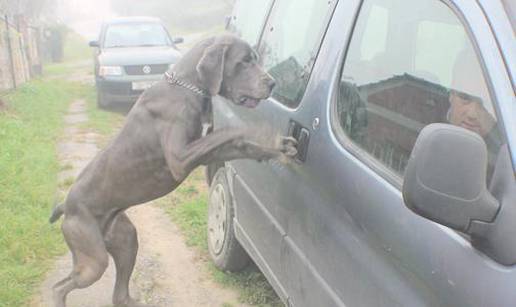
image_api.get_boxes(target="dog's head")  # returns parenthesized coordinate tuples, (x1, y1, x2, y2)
(196, 35, 275, 108)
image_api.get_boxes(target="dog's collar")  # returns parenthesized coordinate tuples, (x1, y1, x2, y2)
(165, 71, 210, 98)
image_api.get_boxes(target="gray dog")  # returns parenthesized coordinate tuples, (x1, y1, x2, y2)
(49, 35, 297, 307)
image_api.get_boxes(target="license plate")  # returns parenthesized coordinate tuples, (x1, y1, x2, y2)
(132, 81, 156, 91)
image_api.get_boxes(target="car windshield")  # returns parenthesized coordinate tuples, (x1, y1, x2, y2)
(103, 23, 172, 48)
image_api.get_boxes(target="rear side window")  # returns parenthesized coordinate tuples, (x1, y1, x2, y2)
(335, 0, 505, 181)
(260, 0, 336, 108)
(228, 0, 273, 47)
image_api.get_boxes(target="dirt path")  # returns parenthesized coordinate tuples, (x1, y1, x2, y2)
(30, 98, 246, 307)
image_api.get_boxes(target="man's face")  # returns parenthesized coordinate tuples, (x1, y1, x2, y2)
(448, 91, 496, 137)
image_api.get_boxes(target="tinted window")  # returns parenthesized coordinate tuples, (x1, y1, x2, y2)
(104, 23, 172, 48)
(228, 0, 273, 46)
(260, 0, 334, 107)
(336, 0, 505, 179)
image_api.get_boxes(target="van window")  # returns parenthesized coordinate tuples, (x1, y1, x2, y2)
(260, 0, 335, 107)
(335, 0, 505, 180)
(228, 0, 273, 47)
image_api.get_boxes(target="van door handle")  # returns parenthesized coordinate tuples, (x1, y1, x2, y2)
(288, 120, 310, 162)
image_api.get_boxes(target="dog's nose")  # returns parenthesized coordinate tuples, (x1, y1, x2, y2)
(267, 79, 276, 91)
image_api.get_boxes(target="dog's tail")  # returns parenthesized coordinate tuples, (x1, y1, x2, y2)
(49, 202, 65, 223)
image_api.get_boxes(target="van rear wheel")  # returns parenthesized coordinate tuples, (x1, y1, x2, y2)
(207, 168, 250, 271)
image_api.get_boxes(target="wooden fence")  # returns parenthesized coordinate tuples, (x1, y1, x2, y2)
(0, 14, 42, 91)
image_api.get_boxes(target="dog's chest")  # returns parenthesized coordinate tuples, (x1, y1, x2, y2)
(185, 119, 212, 146)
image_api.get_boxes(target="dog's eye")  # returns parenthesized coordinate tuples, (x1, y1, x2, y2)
(242, 56, 253, 64)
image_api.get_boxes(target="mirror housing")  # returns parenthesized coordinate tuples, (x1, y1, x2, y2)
(89, 40, 99, 47)
(224, 15, 232, 30)
(173, 37, 184, 45)
(403, 124, 516, 265)
(403, 124, 499, 233)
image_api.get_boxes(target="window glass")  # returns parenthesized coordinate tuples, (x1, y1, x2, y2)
(260, 0, 334, 107)
(228, 0, 273, 46)
(336, 0, 504, 180)
(104, 23, 171, 48)
(360, 5, 389, 62)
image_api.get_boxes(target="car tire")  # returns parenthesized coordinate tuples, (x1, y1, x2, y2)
(208, 168, 250, 272)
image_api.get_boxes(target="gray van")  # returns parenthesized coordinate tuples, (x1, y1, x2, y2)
(207, 0, 515, 306)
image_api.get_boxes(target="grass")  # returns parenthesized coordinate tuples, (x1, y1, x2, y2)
(210, 266, 284, 306)
(0, 79, 86, 307)
(0, 24, 123, 306)
(43, 29, 93, 84)
(63, 29, 93, 62)
(59, 163, 74, 171)
(59, 177, 76, 189)
(82, 86, 125, 138)
(0, 76, 119, 307)
(159, 169, 283, 307)
(46, 62, 123, 139)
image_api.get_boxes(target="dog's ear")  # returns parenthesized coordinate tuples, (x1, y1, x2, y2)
(196, 43, 228, 96)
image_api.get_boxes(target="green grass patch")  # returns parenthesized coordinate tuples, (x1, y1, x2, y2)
(59, 177, 76, 189)
(59, 163, 74, 171)
(160, 169, 282, 307)
(63, 29, 93, 62)
(43, 62, 75, 77)
(44, 27, 93, 79)
(0, 25, 121, 306)
(47, 60, 124, 139)
(210, 265, 283, 306)
(43, 61, 92, 81)
(0, 79, 86, 306)
(82, 87, 125, 137)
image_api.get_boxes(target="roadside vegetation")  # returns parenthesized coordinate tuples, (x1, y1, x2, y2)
(0, 79, 80, 306)
(82, 85, 125, 141)
(0, 29, 119, 307)
(159, 169, 283, 307)
(63, 29, 93, 62)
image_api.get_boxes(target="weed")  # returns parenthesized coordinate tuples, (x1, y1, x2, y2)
(59, 177, 75, 189)
(59, 163, 74, 171)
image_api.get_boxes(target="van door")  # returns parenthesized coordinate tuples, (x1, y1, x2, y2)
(313, 0, 515, 306)
(214, 0, 338, 302)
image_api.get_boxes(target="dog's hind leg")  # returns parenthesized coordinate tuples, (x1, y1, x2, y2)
(53, 212, 109, 307)
(104, 212, 148, 307)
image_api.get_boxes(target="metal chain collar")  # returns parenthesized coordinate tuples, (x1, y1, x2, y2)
(164, 71, 210, 98)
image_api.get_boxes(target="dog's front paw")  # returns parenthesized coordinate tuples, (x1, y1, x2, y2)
(279, 136, 298, 158)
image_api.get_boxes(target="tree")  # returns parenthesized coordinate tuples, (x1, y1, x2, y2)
(0, 0, 56, 18)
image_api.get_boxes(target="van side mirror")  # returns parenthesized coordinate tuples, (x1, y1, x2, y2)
(89, 40, 99, 47)
(173, 37, 184, 45)
(224, 15, 232, 30)
(403, 124, 499, 233)
(403, 123, 516, 265)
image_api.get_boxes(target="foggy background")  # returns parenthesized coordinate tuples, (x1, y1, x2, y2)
(0, 0, 235, 40)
